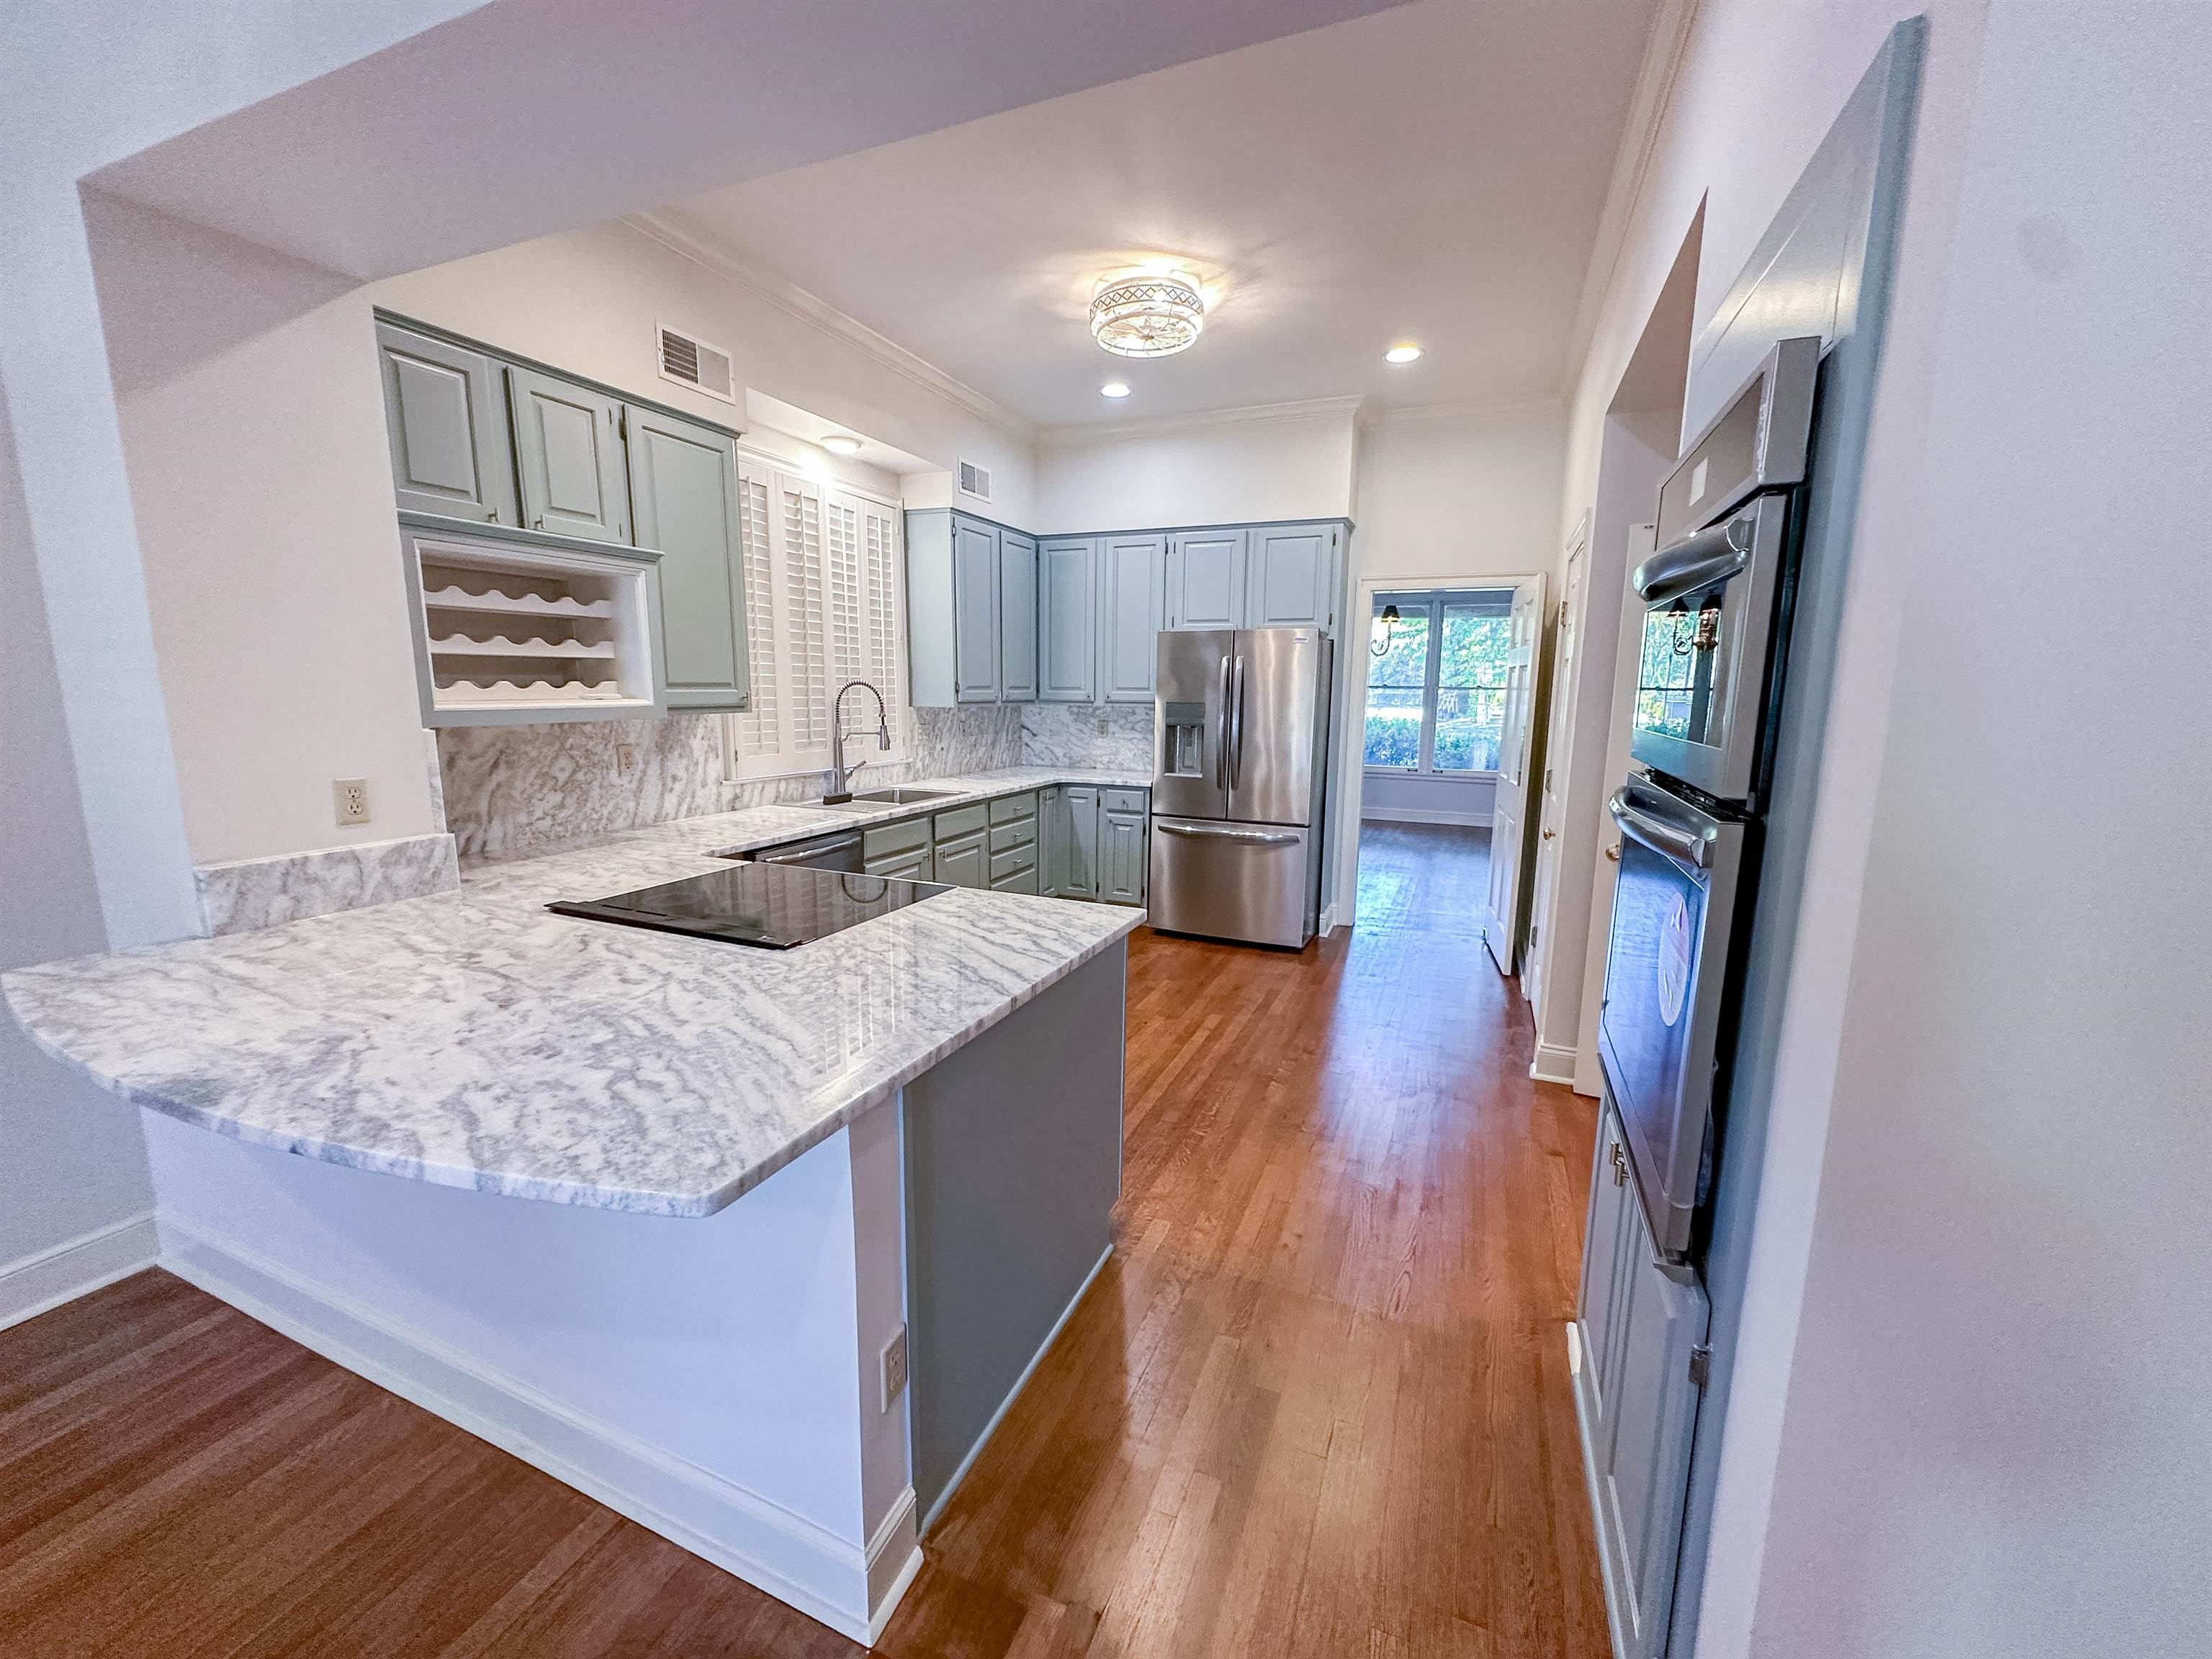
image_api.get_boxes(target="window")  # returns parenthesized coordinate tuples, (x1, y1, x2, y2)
(1363, 589, 1512, 774)
(726, 459, 907, 778)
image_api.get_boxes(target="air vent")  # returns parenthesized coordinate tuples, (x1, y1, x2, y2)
(957, 459, 992, 502)
(657, 323, 737, 405)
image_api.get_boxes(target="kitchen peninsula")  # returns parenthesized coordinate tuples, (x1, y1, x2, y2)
(2, 770, 1146, 1645)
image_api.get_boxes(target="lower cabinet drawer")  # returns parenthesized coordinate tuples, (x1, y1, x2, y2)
(864, 816, 930, 859)
(933, 803, 989, 841)
(1102, 787, 1149, 817)
(989, 816, 1038, 854)
(989, 863, 1041, 896)
(989, 791, 1038, 825)
(989, 843, 1037, 886)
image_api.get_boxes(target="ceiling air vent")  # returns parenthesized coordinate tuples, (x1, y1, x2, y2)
(957, 459, 992, 503)
(657, 323, 737, 405)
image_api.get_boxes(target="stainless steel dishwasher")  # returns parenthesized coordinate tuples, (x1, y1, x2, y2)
(747, 830, 865, 873)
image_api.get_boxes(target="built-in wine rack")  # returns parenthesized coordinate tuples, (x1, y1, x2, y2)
(403, 524, 663, 725)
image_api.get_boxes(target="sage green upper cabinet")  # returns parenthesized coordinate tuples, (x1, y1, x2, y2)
(508, 366, 630, 544)
(1246, 523, 1341, 630)
(1165, 530, 1246, 630)
(376, 322, 516, 526)
(999, 530, 1038, 703)
(1038, 539, 1097, 702)
(626, 405, 748, 711)
(1100, 534, 1166, 703)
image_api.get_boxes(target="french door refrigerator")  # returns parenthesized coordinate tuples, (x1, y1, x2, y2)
(1149, 626, 1334, 948)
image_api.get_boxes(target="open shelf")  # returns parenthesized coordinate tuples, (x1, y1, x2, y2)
(405, 526, 662, 726)
(423, 583, 616, 621)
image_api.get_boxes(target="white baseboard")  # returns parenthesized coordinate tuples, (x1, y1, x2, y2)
(1531, 1040, 1582, 1086)
(158, 1214, 906, 1645)
(920, 1243, 1112, 1535)
(1360, 806, 1493, 827)
(0, 1210, 158, 1331)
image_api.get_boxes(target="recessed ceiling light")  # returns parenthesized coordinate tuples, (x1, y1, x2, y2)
(1384, 344, 1424, 364)
(1100, 381, 1132, 399)
(819, 433, 863, 455)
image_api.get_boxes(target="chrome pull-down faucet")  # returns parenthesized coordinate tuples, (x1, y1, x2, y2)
(821, 680, 890, 804)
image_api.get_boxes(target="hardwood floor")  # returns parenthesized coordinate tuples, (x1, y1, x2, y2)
(0, 821, 1606, 1658)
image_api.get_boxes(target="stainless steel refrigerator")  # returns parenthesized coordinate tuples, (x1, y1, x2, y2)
(1149, 626, 1334, 948)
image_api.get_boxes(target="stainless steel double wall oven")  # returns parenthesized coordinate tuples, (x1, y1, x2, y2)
(1600, 336, 1820, 1259)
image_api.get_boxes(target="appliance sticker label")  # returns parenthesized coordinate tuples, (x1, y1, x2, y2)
(1658, 893, 1693, 1026)
(1690, 458, 1709, 503)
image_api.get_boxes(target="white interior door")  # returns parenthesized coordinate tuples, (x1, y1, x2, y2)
(1484, 574, 1547, 974)
(1524, 539, 1585, 1007)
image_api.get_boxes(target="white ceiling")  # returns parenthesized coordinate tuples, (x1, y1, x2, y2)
(665, 0, 1660, 429)
(89, 0, 1402, 282)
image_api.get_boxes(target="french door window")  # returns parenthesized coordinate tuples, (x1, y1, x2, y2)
(1363, 589, 1513, 774)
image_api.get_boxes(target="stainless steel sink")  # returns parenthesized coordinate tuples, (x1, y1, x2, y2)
(850, 787, 957, 804)
(804, 798, 880, 811)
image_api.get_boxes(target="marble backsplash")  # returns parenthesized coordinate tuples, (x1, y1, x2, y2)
(436, 705, 1024, 865)
(1020, 703, 1154, 772)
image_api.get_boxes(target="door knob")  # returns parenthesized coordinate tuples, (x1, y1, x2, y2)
(1604, 844, 1622, 861)
(1611, 1143, 1628, 1186)
(1542, 827, 1557, 840)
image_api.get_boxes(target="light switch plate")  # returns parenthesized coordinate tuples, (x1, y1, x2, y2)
(879, 1324, 909, 1413)
(614, 742, 638, 778)
(333, 778, 372, 826)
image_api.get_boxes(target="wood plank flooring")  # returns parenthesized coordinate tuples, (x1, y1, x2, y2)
(0, 822, 1606, 1657)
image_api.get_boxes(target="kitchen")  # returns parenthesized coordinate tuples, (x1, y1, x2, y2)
(6, 4, 2208, 1658)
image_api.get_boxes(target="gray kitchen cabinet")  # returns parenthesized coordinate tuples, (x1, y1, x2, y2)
(1246, 523, 1340, 630)
(934, 830, 989, 889)
(953, 518, 1001, 702)
(1166, 529, 1246, 630)
(1100, 534, 1166, 703)
(999, 530, 1038, 702)
(1039, 786, 1066, 892)
(1038, 539, 1097, 702)
(863, 815, 932, 881)
(1574, 1094, 1712, 1659)
(508, 366, 630, 544)
(375, 322, 517, 526)
(625, 404, 747, 711)
(1100, 799, 1147, 907)
(868, 848, 932, 882)
(1058, 786, 1100, 899)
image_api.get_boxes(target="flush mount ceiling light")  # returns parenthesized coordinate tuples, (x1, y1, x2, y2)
(819, 433, 863, 455)
(1100, 380, 1132, 399)
(1090, 271, 1205, 358)
(1384, 343, 1424, 364)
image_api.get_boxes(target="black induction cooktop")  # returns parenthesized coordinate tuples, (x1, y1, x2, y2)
(548, 862, 950, 950)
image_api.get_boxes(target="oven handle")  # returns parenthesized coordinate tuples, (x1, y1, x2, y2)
(1634, 518, 1751, 605)
(1608, 788, 1714, 871)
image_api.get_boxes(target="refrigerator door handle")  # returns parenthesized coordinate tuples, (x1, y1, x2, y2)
(1229, 655, 1247, 791)
(1215, 653, 1233, 789)
(1157, 822, 1302, 846)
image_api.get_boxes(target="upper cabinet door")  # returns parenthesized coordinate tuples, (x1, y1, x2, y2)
(1039, 539, 1097, 703)
(1246, 523, 1339, 631)
(508, 367, 630, 544)
(1166, 530, 1247, 630)
(952, 516, 1001, 702)
(1100, 535, 1165, 703)
(376, 322, 516, 526)
(999, 530, 1038, 703)
(626, 405, 747, 710)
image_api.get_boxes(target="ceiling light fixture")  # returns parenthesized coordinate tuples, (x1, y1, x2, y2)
(1090, 270, 1205, 358)
(1100, 381, 1132, 399)
(819, 433, 863, 455)
(1384, 344, 1424, 364)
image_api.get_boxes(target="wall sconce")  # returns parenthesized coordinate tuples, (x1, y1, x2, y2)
(1370, 603, 1404, 657)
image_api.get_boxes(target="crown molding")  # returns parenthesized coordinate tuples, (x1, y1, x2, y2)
(1560, 0, 1700, 394)
(1364, 395, 1566, 431)
(622, 208, 1036, 446)
(1036, 394, 1367, 450)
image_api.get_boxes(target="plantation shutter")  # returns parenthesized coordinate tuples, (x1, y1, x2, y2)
(732, 464, 781, 759)
(778, 472, 830, 757)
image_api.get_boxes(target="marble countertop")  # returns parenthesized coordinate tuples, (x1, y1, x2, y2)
(3, 767, 1151, 1218)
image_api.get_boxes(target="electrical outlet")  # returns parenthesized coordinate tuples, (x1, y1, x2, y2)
(614, 742, 638, 778)
(1096, 716, 1110, 735)
(333, 778, 372, 827)
(879, 1324, 909, 1413)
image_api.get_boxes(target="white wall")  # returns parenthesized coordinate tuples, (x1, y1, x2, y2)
(1728, 6, 2212, 1653)
(1359, 771, 1493, 827)
(1031, 400, 1357, 533)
